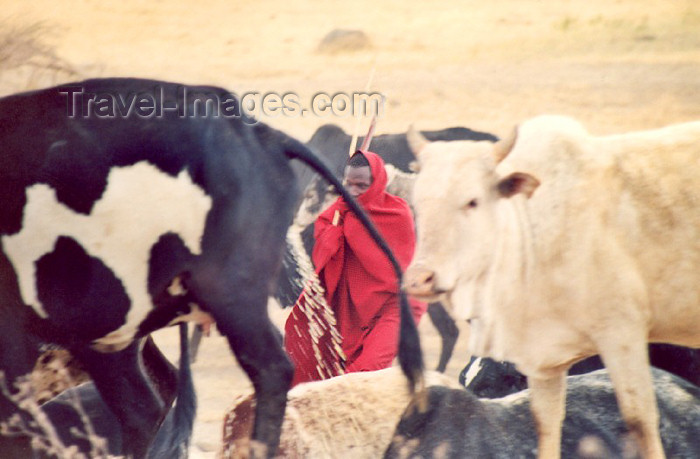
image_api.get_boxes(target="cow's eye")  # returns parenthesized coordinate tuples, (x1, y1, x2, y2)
(463, 199, 478, 210)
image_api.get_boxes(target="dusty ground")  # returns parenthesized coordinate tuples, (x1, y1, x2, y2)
(2, 0, 699, 457)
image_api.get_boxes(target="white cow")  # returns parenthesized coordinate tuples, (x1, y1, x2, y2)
(404, 115, 700, 459)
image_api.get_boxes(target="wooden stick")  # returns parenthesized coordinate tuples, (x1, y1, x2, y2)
(349, 66, 376, 156)
(359, 114, 377, 152)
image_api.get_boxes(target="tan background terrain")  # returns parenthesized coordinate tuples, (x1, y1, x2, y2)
(2, 1, 699, 456)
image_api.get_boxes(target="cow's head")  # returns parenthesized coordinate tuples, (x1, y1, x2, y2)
(404, 126, 540, 317)
(294, 176, 339, 228)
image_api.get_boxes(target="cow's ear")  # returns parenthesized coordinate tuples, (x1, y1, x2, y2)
(497, 172, 540, 199)
(407, 124, 429, 158)
(493, 125, 518, 163)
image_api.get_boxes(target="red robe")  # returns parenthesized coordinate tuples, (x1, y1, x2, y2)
(284, 151, 427, 386)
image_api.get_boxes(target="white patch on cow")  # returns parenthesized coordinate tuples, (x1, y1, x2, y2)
(167, 303, 215, 329)
(167, 276, 188, 296)
(461, 358, 484, 387)
(2, 161, 212, 351)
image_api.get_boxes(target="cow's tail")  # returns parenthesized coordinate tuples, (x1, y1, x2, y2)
(148, 323, 196, 459)
(282, 137, 425, 394)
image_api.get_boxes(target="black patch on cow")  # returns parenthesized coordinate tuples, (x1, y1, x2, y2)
(147, 232, 196, 302)
(649, 343, 700, 386)
(459, 357, 528, 398)
(137, 234, 198, 337)
(0, 181, 27, 236)
(38, 123, 111, 215)
(35, 236, 129, 342)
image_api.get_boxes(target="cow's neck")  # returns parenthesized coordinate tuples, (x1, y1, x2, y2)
(469, 196, 535, 360)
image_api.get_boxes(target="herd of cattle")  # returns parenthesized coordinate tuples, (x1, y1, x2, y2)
(0, 78, 697, 458)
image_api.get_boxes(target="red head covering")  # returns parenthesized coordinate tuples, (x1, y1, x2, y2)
(285, 150, 426, 386)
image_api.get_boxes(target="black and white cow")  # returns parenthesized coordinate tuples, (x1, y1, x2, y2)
(0, 78, 423, 458)
(386, 368, 700, 459)
(460, 344, 700, 399)
(273, 124, 497, 372)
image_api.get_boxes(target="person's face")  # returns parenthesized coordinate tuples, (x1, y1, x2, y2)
(343, 165, 372, 198)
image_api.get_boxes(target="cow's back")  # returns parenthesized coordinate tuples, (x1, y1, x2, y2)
(604, 123, 700, 342)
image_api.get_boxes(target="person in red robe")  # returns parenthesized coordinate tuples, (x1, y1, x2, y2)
(284, 150, 427, 386)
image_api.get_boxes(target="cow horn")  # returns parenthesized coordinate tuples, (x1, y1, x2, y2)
(407, 125, 429, 157)
(493, 125, 518, 163)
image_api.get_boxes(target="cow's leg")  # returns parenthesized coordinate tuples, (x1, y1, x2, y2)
(427, 303, 459, 373)
(189, 324, 204, 363)
(191, 245, 293, 456)
(598, 336, 665, 459)
(224, 313, 291, 459)
(194, 272, 293, 458)
(72, 341, 165, 458)
(527, 371, 566, 459)
(0, 309, 37, 457)
(0, 248, 39, 456)
(188, 147, 298, 457)
(188, 153, 297, 458)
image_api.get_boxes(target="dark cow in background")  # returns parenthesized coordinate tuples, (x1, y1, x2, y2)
(31, 348, 90, 405)
(289, 123, 497, 195)
(295, 123, 498, 225)
(385, 368, 700, 459)
(460, 344, 700, 399)
(0, 78, 423, 458)
(273, 124, 497, 372)
(40, 323, 192, 458)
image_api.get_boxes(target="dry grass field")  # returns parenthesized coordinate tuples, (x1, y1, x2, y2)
(2, 1, 699, 456)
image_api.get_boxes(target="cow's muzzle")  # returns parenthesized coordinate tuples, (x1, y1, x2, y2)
(404, 265, 443, 299)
